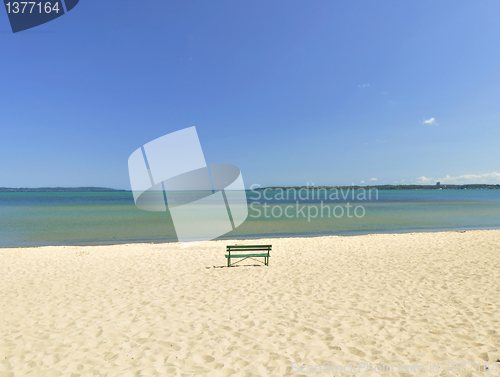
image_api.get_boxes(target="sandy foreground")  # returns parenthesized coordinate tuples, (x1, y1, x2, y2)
(0, 230, 499, 377)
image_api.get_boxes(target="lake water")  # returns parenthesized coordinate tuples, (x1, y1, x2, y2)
(1, 189, 500, 247)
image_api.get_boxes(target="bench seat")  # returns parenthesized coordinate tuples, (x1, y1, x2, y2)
(224, 253, 269, 258)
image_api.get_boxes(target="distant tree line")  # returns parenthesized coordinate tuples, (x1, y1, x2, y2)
(0, 187, 126, 192)
(256, 184, 500, 190)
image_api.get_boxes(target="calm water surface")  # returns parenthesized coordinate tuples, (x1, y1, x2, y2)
(1, 189, 500, 247)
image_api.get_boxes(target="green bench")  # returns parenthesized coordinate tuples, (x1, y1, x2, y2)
(225, 245, 272, 267)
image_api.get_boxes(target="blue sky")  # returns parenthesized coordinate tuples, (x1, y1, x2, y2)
(1, 1, 500, 189)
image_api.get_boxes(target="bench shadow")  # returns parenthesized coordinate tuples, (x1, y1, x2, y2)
(205, 264, 265, 269)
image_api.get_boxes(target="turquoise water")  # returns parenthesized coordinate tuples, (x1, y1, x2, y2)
(1, 189, 500, 247)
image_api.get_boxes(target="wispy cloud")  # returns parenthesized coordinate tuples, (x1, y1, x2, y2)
(422, 117, 437, 125)
(369, 178, 377, 181)
(358, 83, 370, 88)
(416, 172, 500, 185)
(416, 176, 435, 184)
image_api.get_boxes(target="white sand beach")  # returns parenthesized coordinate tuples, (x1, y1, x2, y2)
(1, 230, 499, 376)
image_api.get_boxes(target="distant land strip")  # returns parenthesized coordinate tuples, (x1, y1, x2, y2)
(257, 184, 500, 190)
(2, 184, 500, 192)
(0, 187, 127, 192)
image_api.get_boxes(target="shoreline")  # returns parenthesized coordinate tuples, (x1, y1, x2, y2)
(3, 225, 500, 249)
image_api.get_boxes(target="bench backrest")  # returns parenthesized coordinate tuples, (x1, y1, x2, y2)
(226, 245, 272, 255)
